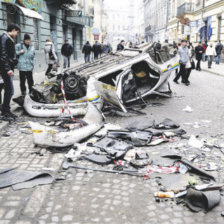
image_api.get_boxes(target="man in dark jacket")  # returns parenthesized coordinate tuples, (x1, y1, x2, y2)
(82, 41, 92, 63)
(195, 42, 204, 71)
(61, 40, 73, 68)
(0, 24, 20, 121)
(117, 40, 125, 51)
(92, 41, 101, 60)
(215, 40, 223, 64)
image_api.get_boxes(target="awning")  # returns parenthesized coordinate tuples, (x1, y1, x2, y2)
(15, 4, 44, 20)
(3, 2, 44, 20)
(61, 4, 76, 10)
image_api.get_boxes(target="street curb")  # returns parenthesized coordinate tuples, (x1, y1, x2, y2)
(202, 69, 224, 78)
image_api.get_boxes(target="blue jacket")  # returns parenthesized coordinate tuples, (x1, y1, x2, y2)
(15, 43, 35, 71)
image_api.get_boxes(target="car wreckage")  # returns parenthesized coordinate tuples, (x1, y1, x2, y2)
(23, 42, 179, 117)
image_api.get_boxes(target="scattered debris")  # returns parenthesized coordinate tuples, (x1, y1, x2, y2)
(188, 135, 204, 149)
(185, 188, 221, 212)
(154, 118, 180, 130)
(182, 106, 193, 113)
(0, 168, 54, 190)
(29, 103, 104, 147)
(154, 191, 175, 198)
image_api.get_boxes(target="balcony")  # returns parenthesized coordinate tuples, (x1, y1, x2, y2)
(177, 3, 194, 18)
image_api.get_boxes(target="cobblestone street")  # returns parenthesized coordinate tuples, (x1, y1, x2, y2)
(0, 68, 224, 224)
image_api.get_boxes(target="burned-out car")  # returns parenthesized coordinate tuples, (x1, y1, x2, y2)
(24, 43, 179, 117)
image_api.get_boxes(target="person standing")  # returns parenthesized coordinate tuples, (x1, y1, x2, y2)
(173, 40, 189, 84)
(44, 39, 57, 77)
(174, 41, 181, 75)
(206, 43, 216, 68)
(92, 41, 101, 60)
(202, 41, 208, 61)
(16, 34, 35, 96)
(185, 42, 194, 86)
(0, 74, 3, 110)
(99, 43, 104, 58)
(0, 24, 20, 121)
(117, 40, 125, 51)
(61, 39, 73, 68)
(195, 42, 204, 71)
(82, 41, 92, 63)
(104, 43, 112, 54)
(215, 40, 223, 64)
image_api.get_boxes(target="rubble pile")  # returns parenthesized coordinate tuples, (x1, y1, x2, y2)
(3, 104, 220, 214)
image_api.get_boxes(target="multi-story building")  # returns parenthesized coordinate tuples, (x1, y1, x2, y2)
(85, 0, 106, 45)
(134, 0, 145, 43)
(103, 0, 137, 47)
(144, 0, 169, 43)
(0, 0, 94, 72)
(167, 0, 224, 43)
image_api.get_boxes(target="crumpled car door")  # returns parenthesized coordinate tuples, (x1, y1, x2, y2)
(115, 69, 137, 111)
(93, 70, 132, 112)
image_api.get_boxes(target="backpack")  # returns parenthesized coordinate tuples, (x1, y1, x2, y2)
(49, 44, 55, 60)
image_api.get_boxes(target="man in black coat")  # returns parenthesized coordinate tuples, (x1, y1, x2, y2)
(82, 41, 92, 63)
(61, 40, 73, 68)
(215, 40, 223, 64)
(92, 41, 101, 60)
(117, 40, 125, 51)
(0, 24, 20, 121)
(195, 42, 204, 71)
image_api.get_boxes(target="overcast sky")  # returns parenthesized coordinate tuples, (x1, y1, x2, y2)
(104, 0, 135, 8)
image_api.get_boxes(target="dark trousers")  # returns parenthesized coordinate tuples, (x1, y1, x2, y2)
(1, 71, 14, 114)
(207, 56, 213, 68)
(63, 56, 71, 68)
(45, 64, 53, 76)
(174, 63, 186, 82)
(196, 59, 201, 70)
(0, 83, 4, 105)
(185, 68, 191, 83)
(19, 71, 34, 95)
(84, 54, 90, 63)
(94, 53, 99, 60)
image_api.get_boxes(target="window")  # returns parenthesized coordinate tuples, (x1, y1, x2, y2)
(217, 16, 222, 41)
(63, 25, 68, 41)
(7, 4, 20, 43)
(33, 19, 39, 50)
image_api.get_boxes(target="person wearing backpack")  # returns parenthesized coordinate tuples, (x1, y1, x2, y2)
(15, 34, 35, 95)
(44, 39, 57, 77)
(0, 24, 20, 121)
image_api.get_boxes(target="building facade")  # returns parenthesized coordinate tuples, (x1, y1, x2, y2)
(134, 0, 145, 43)
(85, 0, 106, 45)
(167, 0, 224, 43)
(103, 0, 137, 48)
(144, 0, 169, 43)
(0, 0, 94, 72)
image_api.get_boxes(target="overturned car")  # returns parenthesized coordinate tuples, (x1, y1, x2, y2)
(24, 43, 179, 117)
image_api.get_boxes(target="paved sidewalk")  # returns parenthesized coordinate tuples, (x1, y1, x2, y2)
(201, 60, 224, 77)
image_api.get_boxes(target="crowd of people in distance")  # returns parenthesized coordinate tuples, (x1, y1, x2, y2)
(173, 39, 223, 86)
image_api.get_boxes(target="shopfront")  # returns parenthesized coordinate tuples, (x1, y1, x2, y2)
(1, 0, 43, 47)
